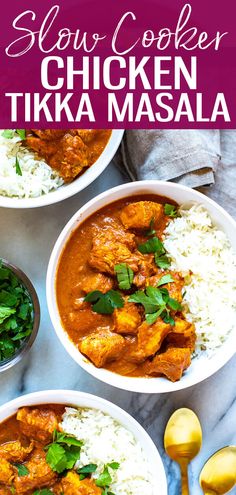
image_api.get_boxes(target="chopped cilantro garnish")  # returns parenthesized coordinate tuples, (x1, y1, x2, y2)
(0, 259, 34, 362)
(45, 429, 83, 474)
(138, 237, 164, 255)
(13, 463, 29, 476)
(154, 254, 171, 269)
(128, 282, 182, 326)
(157, 274, 174, 286)
(33, 490, 52, 495)
(138, 236, 171, 269)
(164, 203, 178, 217)
(114, 263, 134, 290)
(1, 129, 26, 140)
(16, 129, 26, 140)
(145, 218, 156, 237)
(1, 129, 14, 139)
(84, 290, 124, 314)
(77, 463, 98, 480)
(15, 155, 22, 176)
(96, 463, 120, 492)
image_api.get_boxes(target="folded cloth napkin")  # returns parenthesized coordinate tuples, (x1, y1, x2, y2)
(115, 130, 221, 188)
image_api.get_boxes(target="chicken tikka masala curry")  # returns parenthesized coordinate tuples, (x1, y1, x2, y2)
(0, 405, 103, 494)
(56, 197, 196, 382)
(25, 130, 111, 182)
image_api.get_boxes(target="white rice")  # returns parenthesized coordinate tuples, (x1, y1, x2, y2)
(163, 204, 236, 353)
(61, 407, 154, 495)
(0, 130, 63, 198)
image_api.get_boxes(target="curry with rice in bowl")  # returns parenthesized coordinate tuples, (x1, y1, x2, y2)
(0, 129, 111, 199)
(0, 403, 154, 494)
(56, 197, 197, 382)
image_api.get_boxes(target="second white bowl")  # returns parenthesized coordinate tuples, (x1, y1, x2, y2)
(0, 130, 124, 208)
(0, 390, 167, 494)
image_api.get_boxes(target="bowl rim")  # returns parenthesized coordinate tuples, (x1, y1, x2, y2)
(0, 259, 40, 372)
(46, 180, 236, 393)
(0, 130, 124, 209)
(0, 389, 168, 495)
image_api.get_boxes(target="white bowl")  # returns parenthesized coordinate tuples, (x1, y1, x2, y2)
(0, 130, 124, 208)
(47, 180, 236, 393)
(0, 389, 167, 494)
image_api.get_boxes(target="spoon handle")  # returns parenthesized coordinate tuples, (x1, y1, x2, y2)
(180, 459, 189, 495)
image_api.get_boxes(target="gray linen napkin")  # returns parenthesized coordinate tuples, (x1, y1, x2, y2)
(115, 130, 221, 188)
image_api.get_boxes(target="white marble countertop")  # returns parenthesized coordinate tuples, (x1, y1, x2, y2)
(0, 130, 236, 494)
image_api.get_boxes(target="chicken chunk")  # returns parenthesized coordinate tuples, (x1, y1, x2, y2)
(114, 302, 142, 335)
(81, 273, 114, 294)
(26, 131, 90, 182)
(166, 318, 196, 352)
(53, 471, 102, 495)
(136, 319, 171, 359)
(145, 347, 191, 381)
(50, 134, 89, 181)
(77, 129, 102, 144)
(147, 271, 184, 303)
(0, 440, 33, 462)
(133, 257, 159, 288)
(17, 407, 58, 443)
(79, 330, 125, 367)
(0, 459, 14, 485)
(120, 201, 164, 230)
(89, 221, 140, 275)
(14, 449, 57, 493)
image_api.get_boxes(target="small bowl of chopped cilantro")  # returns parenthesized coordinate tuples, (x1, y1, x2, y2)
(0, 259, 40, 371)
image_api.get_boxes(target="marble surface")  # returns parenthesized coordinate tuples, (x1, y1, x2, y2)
(0, 130, 236, 495)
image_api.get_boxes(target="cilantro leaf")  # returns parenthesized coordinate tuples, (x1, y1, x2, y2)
(157, 275, 174, 286)
(1, 129, 14, 139)
(0, 290, 18, 307)
(52, 430, 83, 447)
(46, 443, 67, 473)
(129, 284, 180, 326)
(138, 237, 165, 255)
(107, 462, 120, 470)
(77, 463, 97, 480)
(16, 129, 26, 140)
(45, 429, 83, 474)
(33, 490, 53, 495)
(15, 155, 22, 176)
(13, 463, 29, 476)
(96, 466, 112, 488)
(114, 263, 134, 290)
(128, 290, 158, 314)
(145, 218, 156, 237)
(154, 254, 171, 269)
(146, 309, 165, 325)
(164, 203, 178, 217)
(85, 290, 124, 314)
(0, 307, 16, 324)
(138, 236, 172, 271)
(95, 462, 120, 490)
(163, 311, 175, 326)
(168, 298, 182, 311)
(63, 445, 82, 469)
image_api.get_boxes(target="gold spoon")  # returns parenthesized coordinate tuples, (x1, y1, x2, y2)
(164, 408, 202, 495)
(199, 446, 236, 495)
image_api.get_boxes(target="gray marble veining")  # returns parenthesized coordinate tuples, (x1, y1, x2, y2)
(0, 130, 236, 495)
